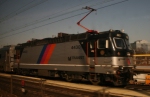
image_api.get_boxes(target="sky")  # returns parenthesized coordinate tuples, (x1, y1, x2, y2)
(0, 0, 150, 47)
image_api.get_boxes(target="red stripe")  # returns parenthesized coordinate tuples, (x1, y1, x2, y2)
(43, 44, 56, 64)
(40, 44, 51, 64)
(40, 44, 56, 64)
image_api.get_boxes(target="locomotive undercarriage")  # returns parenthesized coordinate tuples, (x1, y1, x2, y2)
(98, 67, 134, 86)
(13, 66, 133, 86)
(62, 67, 134, 86)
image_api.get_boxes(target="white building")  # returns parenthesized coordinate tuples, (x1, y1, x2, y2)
(131, 40, 150, 53)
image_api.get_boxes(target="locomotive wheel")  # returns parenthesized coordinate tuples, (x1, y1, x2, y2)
(89, 74, 100, 85)
(112, 75, 122, 86)
(65, 74, 73, 82)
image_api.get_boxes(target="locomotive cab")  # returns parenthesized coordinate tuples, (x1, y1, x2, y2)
(84, 30, 134, 86)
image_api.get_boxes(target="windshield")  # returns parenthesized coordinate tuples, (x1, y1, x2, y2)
(125, 39, 132, 49)
(113, 38, 126, 49)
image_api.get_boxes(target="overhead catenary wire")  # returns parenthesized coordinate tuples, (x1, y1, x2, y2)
(36, 0, 94, 22)
(0, 0, 48, 23)
(0, 0, 128, 40)
(0, 0, 114, 36)
(0, 0, 35, 20)
(22, 0, 114, 26)
(0, 0, 98, 36)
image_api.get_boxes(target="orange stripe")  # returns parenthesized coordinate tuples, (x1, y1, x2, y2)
(43, 44, 56, 64)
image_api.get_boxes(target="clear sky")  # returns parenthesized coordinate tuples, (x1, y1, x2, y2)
(0, 0, 150, 47)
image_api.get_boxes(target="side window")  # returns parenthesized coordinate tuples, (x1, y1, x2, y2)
(97, 39, 106, 49)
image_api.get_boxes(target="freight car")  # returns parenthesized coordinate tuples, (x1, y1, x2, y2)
(0, 7, 135, 86)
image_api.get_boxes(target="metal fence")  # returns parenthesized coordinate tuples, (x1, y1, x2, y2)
(133, 54, 150, 65)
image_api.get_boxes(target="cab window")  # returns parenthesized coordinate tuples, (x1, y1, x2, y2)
(113, 38, 126, 49)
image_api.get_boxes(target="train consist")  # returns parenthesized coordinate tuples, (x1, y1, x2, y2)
(0, 7, 134, 86)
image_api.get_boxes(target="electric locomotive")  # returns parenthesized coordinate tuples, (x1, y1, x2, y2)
(0, 6, 135, 86)
(11, 29, 133, 86)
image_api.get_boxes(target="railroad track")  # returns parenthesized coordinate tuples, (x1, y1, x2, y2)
(0, 73, 149, 97)
(125, 84, 150, 91)
(0, 74, 108, 97)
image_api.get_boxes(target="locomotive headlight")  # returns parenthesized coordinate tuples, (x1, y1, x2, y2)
(119, 66, 123, 70)
(127, 52, 130, 56)
(106, 71, 110, 74)
(121, 29, 124, 33)
(116, 34, 121, 37)
(109, 29, 113, 32)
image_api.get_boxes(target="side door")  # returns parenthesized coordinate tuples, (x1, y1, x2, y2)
(86, 39, 97, 72)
